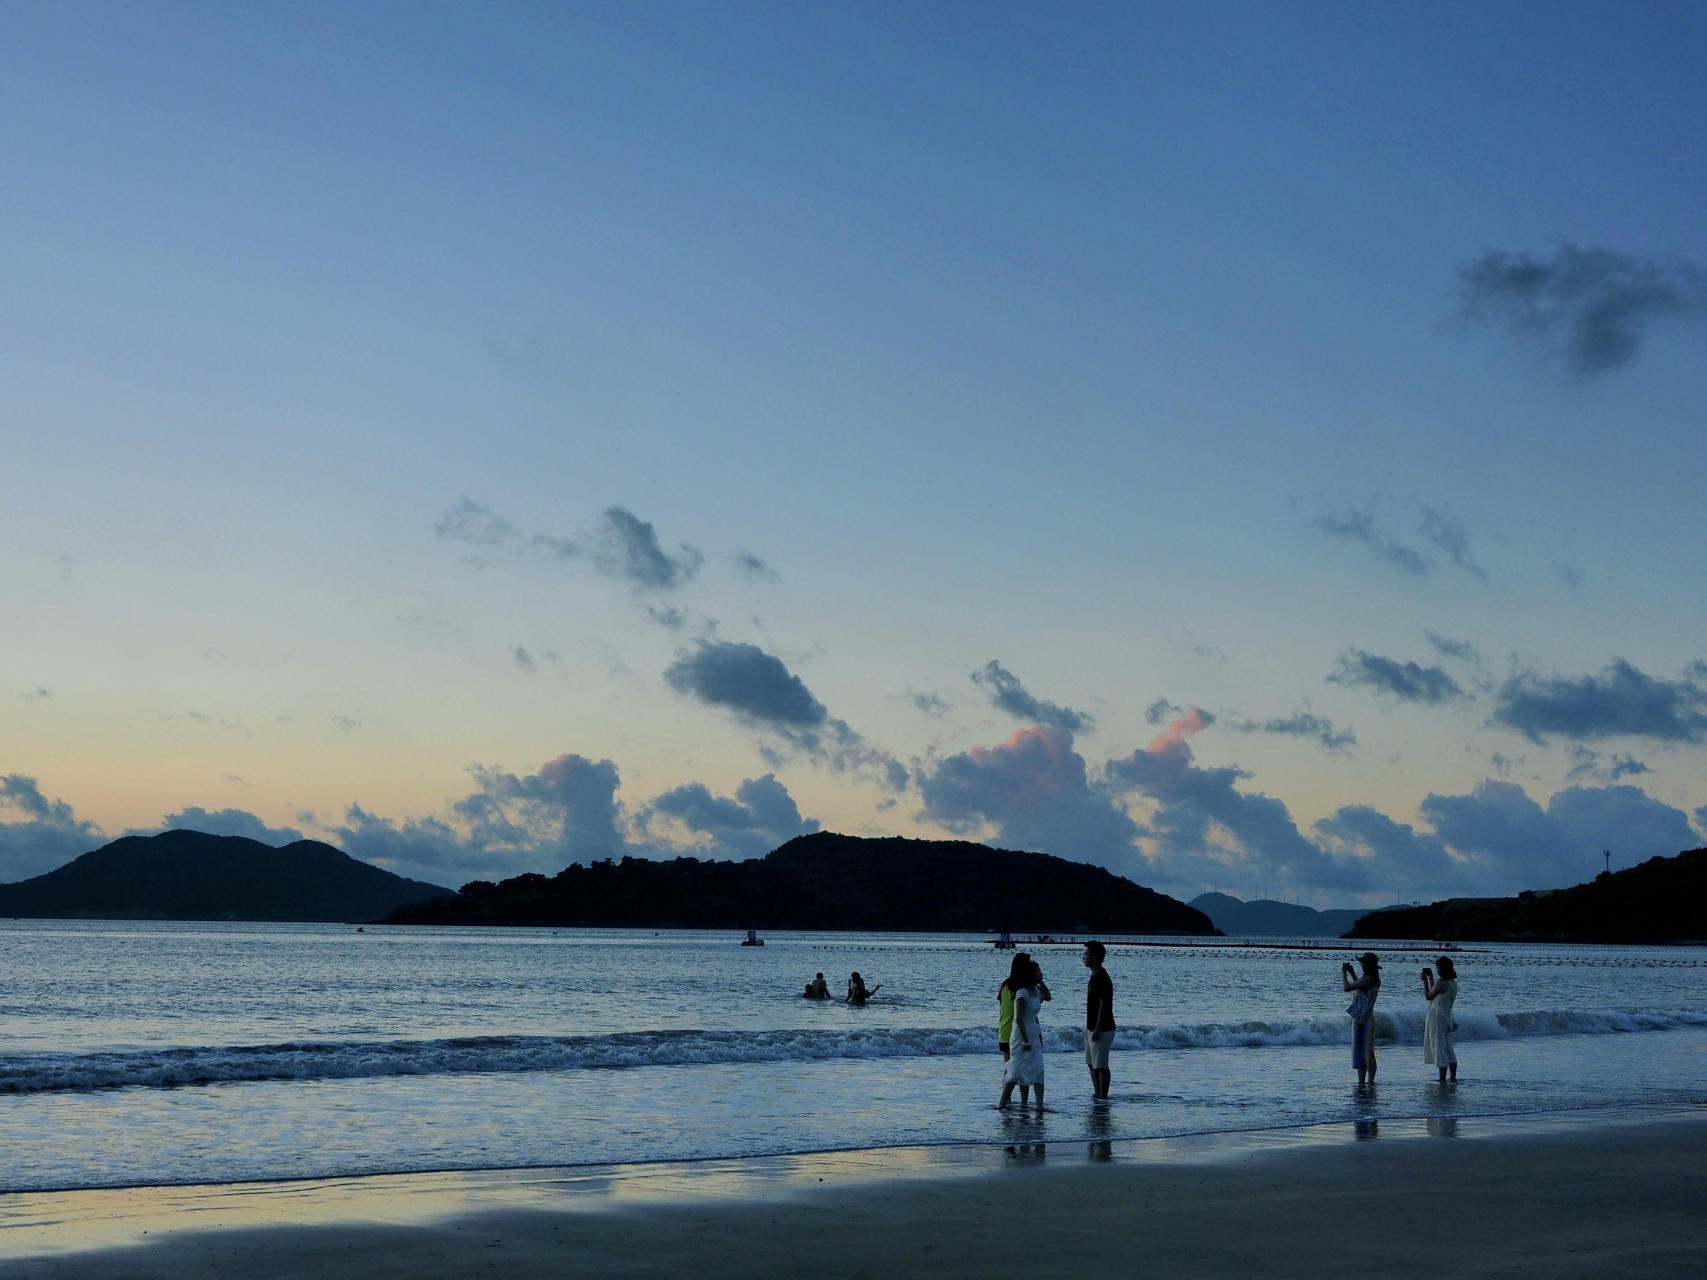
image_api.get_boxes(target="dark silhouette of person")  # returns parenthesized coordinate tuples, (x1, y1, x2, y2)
(846, 972, 881, 1005)
(1083, 941, 1115, 1100)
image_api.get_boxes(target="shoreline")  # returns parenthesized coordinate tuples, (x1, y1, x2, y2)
(0, 1096, 1688, 1201)
(2, 1102, 1703, 1273)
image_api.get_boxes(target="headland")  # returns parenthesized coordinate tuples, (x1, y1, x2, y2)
(386, 831, 1217, 934)
(0, 830, 449, 923)
(1347, 846, 1707, 943)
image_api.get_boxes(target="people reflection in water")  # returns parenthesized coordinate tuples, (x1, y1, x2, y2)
(1086, 1100, 1114, 1162)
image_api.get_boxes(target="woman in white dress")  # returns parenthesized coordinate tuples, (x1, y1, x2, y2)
(1422, 956, 1459, 1083)
(998, 960, 1049, 1110)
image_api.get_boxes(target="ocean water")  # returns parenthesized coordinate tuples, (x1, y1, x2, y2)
(1, 921, 1704, 1192)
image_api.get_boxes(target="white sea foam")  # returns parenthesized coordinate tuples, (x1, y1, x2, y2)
(1120, 1006, 1707, 1049)
(3, 1007, 1703, 1093)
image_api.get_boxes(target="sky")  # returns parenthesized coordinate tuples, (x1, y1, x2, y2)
(3, 2, 1706, 906)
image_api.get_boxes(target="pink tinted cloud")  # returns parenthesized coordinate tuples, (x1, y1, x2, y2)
(1147, 707, 1215, 762)
(963, 726, 1086, 802)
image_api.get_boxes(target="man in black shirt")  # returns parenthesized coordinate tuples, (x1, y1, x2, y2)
(1083, 940, 1114, 1100)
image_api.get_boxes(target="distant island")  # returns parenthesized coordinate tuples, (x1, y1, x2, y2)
(1345, 847, 1707, 944)
(385, 832, 1220, 934)
(1189, 892, 1374, 939)
(0, 830, 451, 923)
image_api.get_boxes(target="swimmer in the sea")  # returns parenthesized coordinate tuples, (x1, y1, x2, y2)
(846, 972, 882, 1005)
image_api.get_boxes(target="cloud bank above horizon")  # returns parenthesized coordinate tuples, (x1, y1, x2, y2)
(5, 492, 1707, 904)
(7, 671, 1702, 904)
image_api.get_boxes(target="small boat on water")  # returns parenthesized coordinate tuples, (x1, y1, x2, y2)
(741, 929, 765, 947)
(991, 930, 1015, 950)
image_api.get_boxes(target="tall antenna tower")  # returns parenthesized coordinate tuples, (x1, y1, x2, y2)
(1603, 850, 1611, 876)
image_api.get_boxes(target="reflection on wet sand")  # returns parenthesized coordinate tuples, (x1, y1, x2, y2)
(7, 1111, 1705, 1280)
(1086, 1104, 1114, 1161)
(2, 1108, 1693, 1261)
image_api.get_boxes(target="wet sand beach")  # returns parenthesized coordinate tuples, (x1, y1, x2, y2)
(2, 1108, 1703, 1279)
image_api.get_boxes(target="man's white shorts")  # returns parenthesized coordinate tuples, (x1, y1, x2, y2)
(1084, 1030, 1112, 1071)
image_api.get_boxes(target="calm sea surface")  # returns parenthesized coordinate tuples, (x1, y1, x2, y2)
(1, 921, 1704, 1191)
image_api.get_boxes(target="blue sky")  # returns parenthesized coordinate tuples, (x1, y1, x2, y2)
(4, 2, 1705, 904)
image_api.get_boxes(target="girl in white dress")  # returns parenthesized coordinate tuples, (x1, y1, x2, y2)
(1422, 956, 1459, 1082)
(998, 960, 1049, 1110)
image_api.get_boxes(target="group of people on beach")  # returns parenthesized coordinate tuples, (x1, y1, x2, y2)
(995, 941, 1115, 1111)
(803, 943, 1463, 1106)
(1341, 950, 1461, 1085)
(997, 944, 1462, 1107)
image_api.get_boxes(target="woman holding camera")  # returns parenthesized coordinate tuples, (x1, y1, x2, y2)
(1422, 956, 1459, 1083)
(1341, 953, 1381, 1085)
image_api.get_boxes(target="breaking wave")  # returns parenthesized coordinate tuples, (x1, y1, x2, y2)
(4, 1007, 1703, 1093)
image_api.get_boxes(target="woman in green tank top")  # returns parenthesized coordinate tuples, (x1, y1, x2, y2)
(997, 952, 1032, 1061)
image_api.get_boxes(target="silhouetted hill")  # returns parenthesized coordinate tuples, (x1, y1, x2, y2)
(386, 832, 1219, 934)
(1344, 848, 1707, 943)
(1189, 892, 1373, 938)
(0, 829, 451, 923)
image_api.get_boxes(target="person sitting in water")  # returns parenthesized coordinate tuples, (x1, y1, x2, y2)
(846, 972, 881, 1005)
(803, 973, 831, 999)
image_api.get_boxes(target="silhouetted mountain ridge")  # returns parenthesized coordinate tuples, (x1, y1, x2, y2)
(1189, 892, 1374, 938)
(386, 831, 1219, 934)
(1345, 847, 1707, 943)
(0, 829, 451, 922)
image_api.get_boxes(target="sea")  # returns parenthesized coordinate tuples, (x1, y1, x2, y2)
(1, 921, 1704, 1193)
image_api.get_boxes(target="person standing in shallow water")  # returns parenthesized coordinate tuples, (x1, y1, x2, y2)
(1083, 941, 1114, 1101)
(1342, 952, 1381, 1085)
(1422, 956, 1459, 1082)
(998, 959, 1049, 1111)
(997, 952, 1033, 1062)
